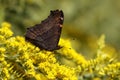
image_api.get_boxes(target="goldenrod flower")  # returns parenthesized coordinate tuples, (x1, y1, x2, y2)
(59, 39, 87, 64)
(0, 22, 119, 80)
(0, 22, 13, 38)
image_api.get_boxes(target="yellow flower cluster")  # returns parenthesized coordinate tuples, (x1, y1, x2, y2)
(0, 22, 13, 39)
(0, 22, 78, 80)
(0, 22, 119, 80)
(99, 62, 120, 79)
(0, 22, 12, 80)
(76, 35, 119, 80)
(58, 39, 87, 64)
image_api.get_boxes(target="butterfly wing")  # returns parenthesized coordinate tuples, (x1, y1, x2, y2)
(25, 10, 64, 51)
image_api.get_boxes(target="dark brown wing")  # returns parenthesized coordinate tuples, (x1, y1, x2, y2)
(25, 10, 64, 51)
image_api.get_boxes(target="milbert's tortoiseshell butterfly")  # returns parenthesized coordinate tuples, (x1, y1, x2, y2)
(25, 10, 64, 51)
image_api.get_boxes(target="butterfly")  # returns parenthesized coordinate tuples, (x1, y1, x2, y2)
(25, 10, 64, 51)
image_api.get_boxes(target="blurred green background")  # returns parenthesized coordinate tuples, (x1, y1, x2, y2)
(0, 0, 120, 58)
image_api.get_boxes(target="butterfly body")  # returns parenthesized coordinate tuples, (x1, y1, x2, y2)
(25, 10, 64, 51)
